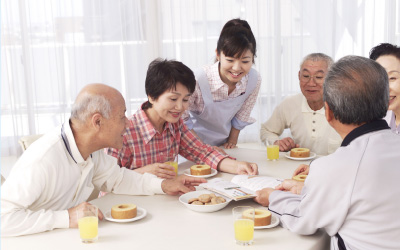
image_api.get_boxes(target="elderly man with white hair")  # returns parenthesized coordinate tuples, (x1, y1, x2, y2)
(260, 53, 342, 155)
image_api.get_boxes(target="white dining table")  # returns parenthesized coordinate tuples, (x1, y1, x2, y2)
(1, 147, 330, 250)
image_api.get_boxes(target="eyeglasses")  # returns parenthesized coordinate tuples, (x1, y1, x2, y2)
(300, 73, 325, 84)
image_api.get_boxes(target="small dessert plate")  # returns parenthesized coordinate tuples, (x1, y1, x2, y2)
(104, 207, 147, 223)
(183, 168, 218, 178)
(284, 152, 316, 161)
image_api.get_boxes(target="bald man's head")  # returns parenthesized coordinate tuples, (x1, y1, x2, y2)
(71, 83, 124, 123)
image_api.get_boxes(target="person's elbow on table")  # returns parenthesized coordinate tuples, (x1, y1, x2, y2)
(161, 175, 207, 196)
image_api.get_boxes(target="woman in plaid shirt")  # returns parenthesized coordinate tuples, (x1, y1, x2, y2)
(107, 59, 258, 179)
(182, 18, 261, 149)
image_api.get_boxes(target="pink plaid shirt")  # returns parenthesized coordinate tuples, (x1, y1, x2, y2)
(182, 61, 261, 123)
(106, 103, 227, 169)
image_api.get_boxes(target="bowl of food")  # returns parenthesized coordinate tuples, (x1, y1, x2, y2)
(179, 190, 232, 213)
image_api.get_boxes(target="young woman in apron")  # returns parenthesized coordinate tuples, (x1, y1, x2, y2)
(183, 18, 261, 149)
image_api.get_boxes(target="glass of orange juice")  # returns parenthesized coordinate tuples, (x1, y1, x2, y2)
(77, 204, 98, 243)
(266, 139, 279, 161)
(233, 206, 255, 246)
(165, 154, 178, 175)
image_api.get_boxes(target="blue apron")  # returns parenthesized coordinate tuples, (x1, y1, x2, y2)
(190, 68, 258, 146)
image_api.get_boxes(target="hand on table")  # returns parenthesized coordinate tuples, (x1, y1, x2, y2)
(161, 175, 207, 196)
(254, 188, 275, 207)
(236, 161, 258, 175)
(276, 137, 300, 152)
(68, 202, 104, 228)
(134, 163, 176, 179)
(292, 164, 310, 177)
(275, 179, 304, 195)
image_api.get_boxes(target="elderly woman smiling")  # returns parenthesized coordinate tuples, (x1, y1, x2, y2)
(370, 43, 400, 134)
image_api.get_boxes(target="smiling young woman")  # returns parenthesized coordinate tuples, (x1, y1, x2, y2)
(182, 18, 261, 149)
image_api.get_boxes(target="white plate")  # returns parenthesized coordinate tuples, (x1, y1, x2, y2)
(284, 152, 316, 161)
(254, 214, 280, 229)
(104, 207, 147, 223)
(179, 190, 232, 213)
(183, 168, 218, 178)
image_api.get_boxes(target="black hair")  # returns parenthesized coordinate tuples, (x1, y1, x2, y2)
(143, 58, 196, 110)
(216, 18, 257, 62)
(369, 43, 400, 61)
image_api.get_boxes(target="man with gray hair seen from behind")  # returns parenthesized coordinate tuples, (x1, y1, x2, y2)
(260, 53, 342, 156)
(254, 56, 400, 250)
(1, 83, 206, 237)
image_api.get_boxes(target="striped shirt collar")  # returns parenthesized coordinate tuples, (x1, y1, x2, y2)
(136, 103, 177, 144)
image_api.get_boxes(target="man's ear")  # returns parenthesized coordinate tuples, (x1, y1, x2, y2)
(91, 113, 102, 131)
(324, 102, 334, 122)
(215, 49, 219, 61)
(298, 71, 301, 80)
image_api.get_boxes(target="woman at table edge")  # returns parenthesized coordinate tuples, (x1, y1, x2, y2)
(106, 58, 258, 179)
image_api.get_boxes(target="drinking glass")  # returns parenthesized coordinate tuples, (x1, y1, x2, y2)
(266, 139, 279, 161)
(232, 206, 255, 246)
(165, 154, 178, 175)
(77, 204, 98, 243)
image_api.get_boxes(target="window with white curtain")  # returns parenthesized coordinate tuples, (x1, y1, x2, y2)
(1, 0, 399, 157)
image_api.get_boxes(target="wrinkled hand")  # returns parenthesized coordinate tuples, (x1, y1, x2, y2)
(135, 163, 176, 179)
(212, 146, 228, 155)
(292, 164, 310, 177)
(161, 175, 207, 196)
(254, 188, 275, 207)
(222, 141, 237, 149)
(68, 202, 104, 228)
(236, 161, 258, 175)
(275, 179, 304, 195)
(276, 137, 300, 152)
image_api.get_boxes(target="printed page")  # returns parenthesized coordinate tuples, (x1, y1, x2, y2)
(231, 175, 282, 192)
(199, 178, 256, 201)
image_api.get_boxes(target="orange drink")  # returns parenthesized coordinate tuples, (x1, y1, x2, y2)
(233, 206, 254, 245)
(267, 145, 279, 161)
(234, 219, 254, 242)
(78, 216, 98, 241)
(165, 161, 178, 174)
(77, 205, 98, 243)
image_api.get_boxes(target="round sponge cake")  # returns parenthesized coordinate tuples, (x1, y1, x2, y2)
(190, 165, 211, 175)
(111, 204, 137, 219)
(242, 209, 272, 226)
(290, 148, 310, 158)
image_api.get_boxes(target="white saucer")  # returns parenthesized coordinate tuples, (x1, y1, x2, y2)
(254, 214, 280, 229)
(104, 207, 147, 223)
(183, 168, 218, 178)
(284, 152, 316, 161)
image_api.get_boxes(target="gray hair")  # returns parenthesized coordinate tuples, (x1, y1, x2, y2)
(71, 92, 112, 122)
(300, 53, 334, 69)
(323, 55, 389, 125)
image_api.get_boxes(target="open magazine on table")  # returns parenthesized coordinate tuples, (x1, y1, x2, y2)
(199, 175, 283, 201)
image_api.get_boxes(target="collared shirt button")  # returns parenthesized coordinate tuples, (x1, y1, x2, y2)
(312, 121, 315, 123)
(313, 112, 316, 115)
(312, 129, 315, 132)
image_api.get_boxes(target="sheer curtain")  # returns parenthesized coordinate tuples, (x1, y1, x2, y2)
(1, 0, 399, 157)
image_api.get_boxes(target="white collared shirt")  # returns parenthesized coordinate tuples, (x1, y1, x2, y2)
(260, 93, 342, 155)
(1, 120, 164, 237)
